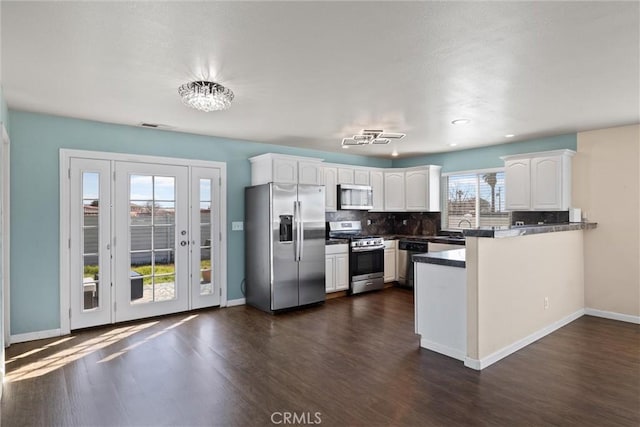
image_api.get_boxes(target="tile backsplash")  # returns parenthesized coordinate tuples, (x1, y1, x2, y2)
(511, 211, 569, 225)
(326, 211, 441, 236)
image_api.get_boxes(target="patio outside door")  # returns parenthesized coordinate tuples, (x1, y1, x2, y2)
(113, 162, 190, 322)
(67, 155, 223, 331)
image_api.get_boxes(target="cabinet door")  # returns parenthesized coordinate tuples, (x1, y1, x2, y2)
(405, 169, 428, 211)
(335, 254, 349, 291)
(298, 161, 321, 185)
(354, 169, 370, 185)
(337, 167, 355, 184)
(384, 249, 397, 282)
(325, 255, 336, 292)
(370, 170, 385, 211)
(272, 158, 298, 184)
(505, 159, 531, 210)
(384, 172, 405, 211)
(322, 167, 338, 211)
(531, 156, 562, 210)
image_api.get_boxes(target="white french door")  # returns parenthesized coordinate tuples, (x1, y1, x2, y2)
(69, 158, 113, 329)
(114, 162, 190, 322)
(65, 153, 225, 331)
(191, 167, 221, 309)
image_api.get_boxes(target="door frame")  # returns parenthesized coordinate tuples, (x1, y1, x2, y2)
(60, 149, 227, 335)
(2, 124, 10, 348)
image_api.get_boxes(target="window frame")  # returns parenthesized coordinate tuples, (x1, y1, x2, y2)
(441, 167, 507, 231)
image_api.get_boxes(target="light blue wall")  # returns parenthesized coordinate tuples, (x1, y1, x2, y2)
(8, 110, 390, 334)
(393, 134, 577, 172)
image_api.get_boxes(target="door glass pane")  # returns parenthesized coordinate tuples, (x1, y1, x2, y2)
(200, 203, 211, 224)
(130, 202, 152, 225)
(153, 225, 175, 249)
(129, 174, 178, 304)
(131, 226, 152, 251)
(130, 175, 153, 200)
(154, 202, 175, 224)
(83, 255, 99, 310)
(199, 179, 213, 295)
(82, 172, 101, 310)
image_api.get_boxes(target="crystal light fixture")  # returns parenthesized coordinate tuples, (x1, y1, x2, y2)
(178, 80, 234, 112)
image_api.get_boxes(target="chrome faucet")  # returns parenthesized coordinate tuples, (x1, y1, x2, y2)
(458, 219, 472, 228)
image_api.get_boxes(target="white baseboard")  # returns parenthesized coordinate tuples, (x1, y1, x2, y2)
(226, 298, 246, 307)
(10, 328, 62, 344)
(464, 308, 585, 371)
(420, 338, 466, 361)
(585, 308, 640, 324)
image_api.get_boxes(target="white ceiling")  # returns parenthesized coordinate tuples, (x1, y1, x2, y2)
(2, 1, 639, 159)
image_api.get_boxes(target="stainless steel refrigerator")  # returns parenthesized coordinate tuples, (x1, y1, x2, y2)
(245, 183, 326, 312)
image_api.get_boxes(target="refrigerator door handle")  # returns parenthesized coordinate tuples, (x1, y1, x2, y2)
(298, 201, 304, 260)
(293, 201, 299, 261)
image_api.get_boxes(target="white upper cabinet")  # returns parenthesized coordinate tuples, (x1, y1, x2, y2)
(370, 169, 385, 211)
(504, 159, 531, 210)
(353, 168, 370, 185)
(298, 161, 322, 185)
(249, 153, 323, 186)
(321, 166, 338, 212)
(337, 167, 355, 184)
(503, 150, 575, 211)
(404, 166, 441, 211)
(384, 171, 405, 211)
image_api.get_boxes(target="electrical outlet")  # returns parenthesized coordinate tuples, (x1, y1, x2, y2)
(232, 221, 244, 231)
(544, 297, 549, 310)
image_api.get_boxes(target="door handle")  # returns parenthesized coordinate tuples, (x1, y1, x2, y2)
(293, 201, 300, 261)
(298, 201, 304, 261)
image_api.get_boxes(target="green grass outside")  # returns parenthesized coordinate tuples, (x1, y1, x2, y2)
(84, 259, 212, 285)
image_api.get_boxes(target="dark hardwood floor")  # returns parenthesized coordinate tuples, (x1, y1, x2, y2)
(2, 288, 639, 426)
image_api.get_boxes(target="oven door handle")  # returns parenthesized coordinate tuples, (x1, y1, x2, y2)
(351, 245, 385, 252)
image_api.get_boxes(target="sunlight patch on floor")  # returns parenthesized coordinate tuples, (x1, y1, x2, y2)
(5, 321, 158, 382)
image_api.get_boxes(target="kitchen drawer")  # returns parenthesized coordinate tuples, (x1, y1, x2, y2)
(326, 244, 348, 255)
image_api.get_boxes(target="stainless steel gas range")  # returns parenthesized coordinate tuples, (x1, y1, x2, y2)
(328, 221, 385, 295)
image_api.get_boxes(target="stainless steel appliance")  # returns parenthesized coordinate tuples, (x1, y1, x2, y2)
(245, 183, 326, 312)
(328, 221, 385, 295)
(398, 239, 429, 288)
(337, 184, 373, 210)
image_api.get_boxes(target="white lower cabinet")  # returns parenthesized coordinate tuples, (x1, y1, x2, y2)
(383, 240, 397, 282)
(325, 244, 349, 293)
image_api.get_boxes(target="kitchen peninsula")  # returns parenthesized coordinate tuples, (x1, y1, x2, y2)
(414, 222, 596, 370)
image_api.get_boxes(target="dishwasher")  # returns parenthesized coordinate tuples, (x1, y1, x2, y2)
(397, 240, 429, 288)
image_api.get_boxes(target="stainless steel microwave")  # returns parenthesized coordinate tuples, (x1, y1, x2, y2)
(337, 184, 373, 210)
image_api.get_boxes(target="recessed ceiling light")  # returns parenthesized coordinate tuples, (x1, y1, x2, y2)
(505, 134, 515, 138)
(451, 119, 470, 125)
(342, 145, 349, 149)
(449, 143, 458, 147)
(391, 150, 399, 157)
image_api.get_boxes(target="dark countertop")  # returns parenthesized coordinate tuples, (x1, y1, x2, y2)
(413, 249, 466, 268)
(383, 235, 466, 245)
(463, 222, 598, 239)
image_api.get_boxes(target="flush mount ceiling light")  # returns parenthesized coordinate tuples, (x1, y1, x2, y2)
(178, 80, 234, 112)
(505, 134, 515, 138)
(451, 118, 470, 125)
(341, 129, 405, 147)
